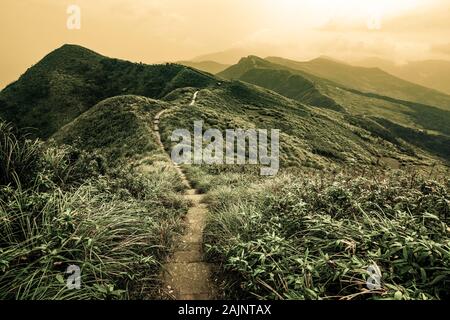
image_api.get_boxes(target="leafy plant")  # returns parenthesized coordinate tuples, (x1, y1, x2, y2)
(0, 121, 188, 299)
(203, 169, 450, 300)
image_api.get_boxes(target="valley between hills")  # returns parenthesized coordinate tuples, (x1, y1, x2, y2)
(0, 44, 449, 300)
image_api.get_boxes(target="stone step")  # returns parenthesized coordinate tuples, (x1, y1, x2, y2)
(181, 230, 203, 244)
(163, 262, 216, 297)
(172, 250, 204, 263)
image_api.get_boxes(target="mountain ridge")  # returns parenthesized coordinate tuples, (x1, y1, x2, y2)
(354, 57, 450, 95)
(218, 55, 450, 163)
(265, 56, 450, 111)
(217, 56, 343, 112)
(0, 44, 217, 138)
(1, 44, 448, 168)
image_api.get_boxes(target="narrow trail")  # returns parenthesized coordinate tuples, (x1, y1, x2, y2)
(154, 91, 217, 300)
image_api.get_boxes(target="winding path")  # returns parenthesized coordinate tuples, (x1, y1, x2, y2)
(154, 91, 217, 300)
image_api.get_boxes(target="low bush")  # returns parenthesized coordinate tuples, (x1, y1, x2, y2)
(0, 122, 188, 299)
(204, 170, 450, 300)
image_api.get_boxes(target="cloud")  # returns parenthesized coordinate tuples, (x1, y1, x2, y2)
(317, 17, 382, 33)
(1, 0, 450, 89)
(316, 0, 450, 35)
(381, 2, 450, 33)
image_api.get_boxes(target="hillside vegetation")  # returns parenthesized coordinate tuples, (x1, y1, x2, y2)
(0, 44, 216, 138)
(1, 44, 449, 300)
(199, 168, 450, 300)
(218, 56, 450, 163)
(355, 58, 450, 96)
(266, 56, 450, 111)
(53, 95, 167, 163)
(0, 101, 189, 298)
(162, 82, 446, 171)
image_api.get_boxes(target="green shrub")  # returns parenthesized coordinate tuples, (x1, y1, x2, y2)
(204, 171, 450, 300)
(0, 122, 42, 188)
(0, 121, 188, 299)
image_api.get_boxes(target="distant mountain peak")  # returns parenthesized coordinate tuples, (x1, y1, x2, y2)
(236, 55, 275, 69)
(50, 43, 103, 57)
(0, 44, 217, 138)
(315, 55, 349, 64)
(239, 55, 265, 63)
(32, 43, 105, 73)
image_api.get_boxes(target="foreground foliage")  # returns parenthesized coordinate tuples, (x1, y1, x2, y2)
(203, 168, 450, 300)
(0, 122, 188, 299)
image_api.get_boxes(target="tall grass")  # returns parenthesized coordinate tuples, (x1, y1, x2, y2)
(0, 122, 188, 299)
(0, 122, 41, 188)
(203, 170, 450, 300)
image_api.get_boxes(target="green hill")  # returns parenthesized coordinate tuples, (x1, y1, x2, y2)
(1, 45, 448, 166)
(52, 95, 168, 163)
(0, 44, 216, 138)
(164, 82, 446, 168)
(355, 58, 450, 96)
(217, 56, 343, 111)
(49, 75, 442, 172)
(218, 56, 450, 162)
(217, 55, 279, 79)
(1, 44, 449, 301)
(265, 56, 450, 111)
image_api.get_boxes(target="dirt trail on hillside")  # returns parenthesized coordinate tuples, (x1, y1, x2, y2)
(154, 91, 217, 300)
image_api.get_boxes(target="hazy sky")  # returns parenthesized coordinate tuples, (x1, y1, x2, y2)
(1, 0, 450, 88)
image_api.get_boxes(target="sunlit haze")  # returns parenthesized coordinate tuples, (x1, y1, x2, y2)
(1, 0, 450, 88)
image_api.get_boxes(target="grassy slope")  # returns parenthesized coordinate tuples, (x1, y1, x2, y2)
(218, 57, 450, 163)
(52, 95, 167, 164)
(167, 85, 450, 299)
(161, 82, 438, 172)
(355, 58, 450, 96)
(202, 169, 450, 300)
(0, 44, 216, 139)
(217, 56, 348, 110)
(266, 56, 450, 111)
(239, 68, 344, 112)
(1, 44, 449, 300)
(0, 81, 205, 299)
(0, 118, 189, 299)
